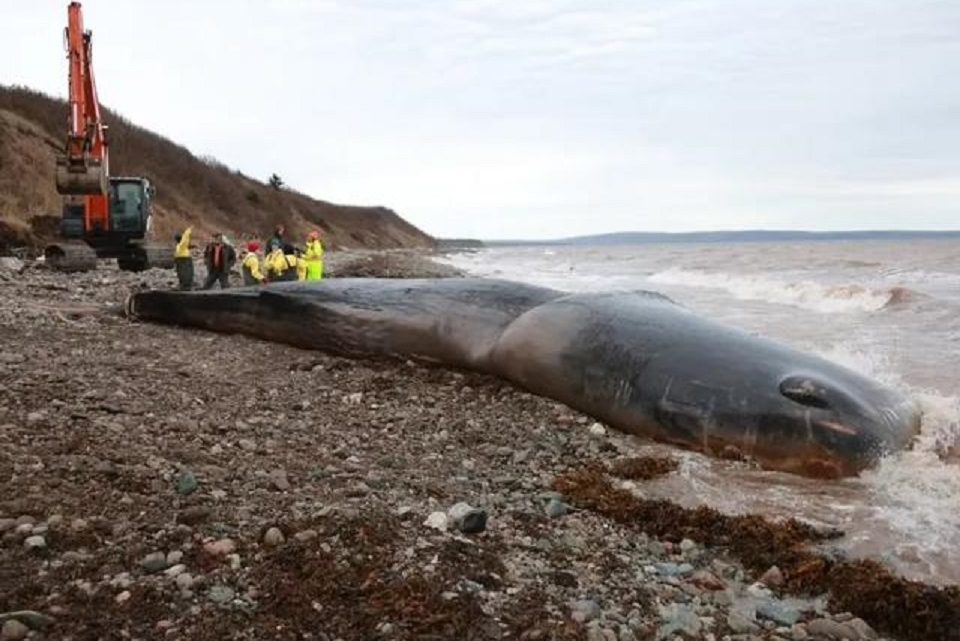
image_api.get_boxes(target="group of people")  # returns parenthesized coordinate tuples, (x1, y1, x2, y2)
(174, 224, 325, 290)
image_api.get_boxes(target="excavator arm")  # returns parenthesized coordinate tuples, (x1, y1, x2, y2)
(56, 1, 109, 204)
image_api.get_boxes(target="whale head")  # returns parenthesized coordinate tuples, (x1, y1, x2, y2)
(528, 292, 924, 478)
(641, 329, 922, 477)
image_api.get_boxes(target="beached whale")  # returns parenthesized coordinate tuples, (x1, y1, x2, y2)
(127, 278, 921, 477)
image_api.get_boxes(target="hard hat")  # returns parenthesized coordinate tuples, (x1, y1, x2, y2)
(247, 241, 260, 252)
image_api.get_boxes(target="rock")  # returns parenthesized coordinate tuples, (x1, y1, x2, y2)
(756, 600, 801, 626)
(424, 511, 448, 531)
(746, 582, 774, 599)
(268, 469, 290, 491)
(847, 618, 877, 640)
(208, 585, 235, 604)
(177, 506, 211, 525)
(586, 628, 607, 641)
(294, 529, 318, 543)
(552, 570, 579, 588)
(203, 538, 237, 556)
(654, 562, 693, 577)
(806, 618, 857, 639)
(140, 551, 168, 574)
(176, 470, 199, 495)
(14, 524, 34, 536)
(657, 604, 702, 638)
(23, 535, 46, 551)
(175, 573, 194, 590)
(0, 257, 24, 274)
(70, 518, 88, 532)
(0, 612, 53, 630)
(760, 565, 785, 587)
(227, 554, 242, 570)
(115, 591, 132, 604)
(727, 610, 760, 634)
(14, 516, 35, 527)
(346, 481, 370, 497)
(790, 623, 809, 640)
(25, 412, 44, 426)
(263, 527, 285, 547)
(0, 620, 28, 641)
(570, 599, 601, 624)
(166, 550, 184, 566)
(46, 514, 64, 529)
(618, 628, 638, 641)
(679, 538, 697, 554)
(109, 573, 133, 589)
(0, 520, 14, 533)
(587, 422, 606, 437)
(237, 439, 256, 451)
(688, 570, 726, 591)
(544, 498, 570, 518)
(448, 503, 487, 534)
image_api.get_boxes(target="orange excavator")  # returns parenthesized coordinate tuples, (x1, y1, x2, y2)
(46, 2, 172, 271)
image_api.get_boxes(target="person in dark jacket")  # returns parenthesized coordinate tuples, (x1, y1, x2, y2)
(202, 232, 236, 289)
(268, 224, 296, 255)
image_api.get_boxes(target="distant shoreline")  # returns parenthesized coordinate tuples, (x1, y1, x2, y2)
(481, 229, 960, 247)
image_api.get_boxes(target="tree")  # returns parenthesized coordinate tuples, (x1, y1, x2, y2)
(268, 173, 284, 190)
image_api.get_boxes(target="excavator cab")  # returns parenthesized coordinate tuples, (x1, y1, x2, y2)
(59, 177, 153, 241)
(48, 177, 169, 272)
(109, 177, 154, 234)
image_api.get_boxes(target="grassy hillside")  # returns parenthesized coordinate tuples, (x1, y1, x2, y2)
(0, 85, 434, 251)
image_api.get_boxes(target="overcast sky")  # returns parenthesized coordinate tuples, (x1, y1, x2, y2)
(3, 0, 958, 239)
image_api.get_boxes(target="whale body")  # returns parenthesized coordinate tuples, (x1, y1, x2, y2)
(127, 279, 921, 477)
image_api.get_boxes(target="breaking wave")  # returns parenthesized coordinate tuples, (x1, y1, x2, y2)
(647, 269, 917, 313)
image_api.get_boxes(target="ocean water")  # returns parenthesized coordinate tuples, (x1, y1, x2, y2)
(441, 240, 960, 585)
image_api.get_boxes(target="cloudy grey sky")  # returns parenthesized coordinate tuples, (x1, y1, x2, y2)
(3, 0, 958, 238)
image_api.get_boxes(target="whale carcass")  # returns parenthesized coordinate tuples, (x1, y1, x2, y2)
(127, 278, 921, 477)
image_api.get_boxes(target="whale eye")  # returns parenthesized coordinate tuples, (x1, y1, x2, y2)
(780, 376, 830, 409)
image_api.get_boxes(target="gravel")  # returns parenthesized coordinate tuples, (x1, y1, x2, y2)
(0, 253, 927, 641)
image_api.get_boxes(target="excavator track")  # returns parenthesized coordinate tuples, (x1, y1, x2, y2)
(44, 242, 175, 272)
(117, 243, 176, 272)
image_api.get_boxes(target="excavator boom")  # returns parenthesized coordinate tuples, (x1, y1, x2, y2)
(55, 1, 108, 198)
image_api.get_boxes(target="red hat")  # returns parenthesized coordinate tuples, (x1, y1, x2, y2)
(247, 241, 260, 252)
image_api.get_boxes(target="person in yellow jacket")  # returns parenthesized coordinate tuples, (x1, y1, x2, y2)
(304, 230, 324, 281)
(241, 241, 265, 286)
(265, 241, 299, 282)
(173, 226, 194, 290)
(295, 248, 307, 281)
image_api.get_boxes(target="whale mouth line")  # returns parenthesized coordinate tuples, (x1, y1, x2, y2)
(816, 419, 859, 436)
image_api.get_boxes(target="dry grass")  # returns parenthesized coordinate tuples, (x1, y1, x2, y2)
(0, 85, 433, 251)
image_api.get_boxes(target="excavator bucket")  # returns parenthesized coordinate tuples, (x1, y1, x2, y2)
(55, 155, 108, 195)
(44, 242, 98, 272)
